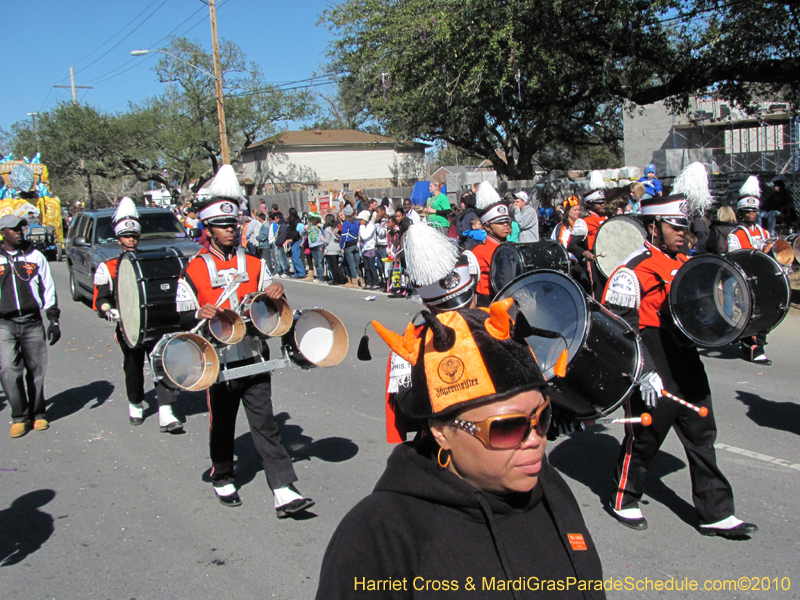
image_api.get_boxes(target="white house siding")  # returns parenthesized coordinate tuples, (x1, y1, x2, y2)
(242, 146, 424, 186)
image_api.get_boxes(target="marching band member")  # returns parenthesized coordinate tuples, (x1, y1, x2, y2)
(175, 165, 313, 516)
(583, 190, 608, 298)
(472, 181, 510, 306)
(93, 198, 183, 432)
(726, 176, 772, 365)
(602, 193, 757, 539)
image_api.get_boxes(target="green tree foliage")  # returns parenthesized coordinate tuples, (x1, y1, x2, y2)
(322, 0, 800, 179)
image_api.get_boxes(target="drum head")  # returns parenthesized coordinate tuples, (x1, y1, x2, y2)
(289, 309, 349, 367)
(490, 244, 523, 296)
(788, 233, 800, 264)
(771, 239, 794, 266)
(246, 294, 293, 337)
(726, 249, 791, 336)
(594, 216, 646, 278)
(160, 333, 219, 391)
(116, 257, 141, 347)
(495, 271, 588, 380)
(669, 255, 750, 346)
(209, 309, 247, 345)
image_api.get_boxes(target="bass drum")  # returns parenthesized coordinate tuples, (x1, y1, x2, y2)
(116, 249, 188, 347)
(489, 241, 570, 298)
(669, 250, 790, 347)
(282, 309, 349, 369)
(495, 270, 642, 420)
(594, 216, 647, 278)
(150, 333, 219, 392)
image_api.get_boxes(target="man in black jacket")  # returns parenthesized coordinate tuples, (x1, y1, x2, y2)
(0, 215, 61, 438)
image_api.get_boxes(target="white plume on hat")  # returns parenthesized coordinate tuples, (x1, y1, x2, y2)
(404, 222, 459, 286)
(671, 162, 712, 214)
(589, 170, 606, 191)
(475, 181, 501, 210)
(739, 175, 761, 199)
(113, 197, 139, 223)
(207, 164, 245, 201)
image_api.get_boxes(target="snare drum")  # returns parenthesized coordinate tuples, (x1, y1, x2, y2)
(495, 271, 642, 420)
(786, 233, 800, 264)
(150, 332, 220, 391)
(669, 250, 791, 346)
(282, 309, 349, 368)
(239, 293, 293, 337)
(594, 216, 647, 278)
(489, 241, 570, 297)
(117, 249, 188, 347)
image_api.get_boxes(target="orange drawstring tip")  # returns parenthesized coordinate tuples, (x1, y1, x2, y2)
(554, 349, 569, 378)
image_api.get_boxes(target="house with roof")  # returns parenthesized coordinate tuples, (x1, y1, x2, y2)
(240, 129, 427, 195)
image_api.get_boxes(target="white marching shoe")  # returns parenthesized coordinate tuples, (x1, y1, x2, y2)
(129, 403, 144, 426)
(158, 404, 183, 433)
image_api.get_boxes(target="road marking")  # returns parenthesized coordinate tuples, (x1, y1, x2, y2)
(715, 443, 800, 471)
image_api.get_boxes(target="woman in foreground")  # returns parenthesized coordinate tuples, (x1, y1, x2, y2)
(315, 300, 605, 599)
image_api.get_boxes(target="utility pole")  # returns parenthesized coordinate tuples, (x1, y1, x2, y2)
(208, 0, 230, 165)
(53, 66, 93, 104)
(26, 112, 38, 134)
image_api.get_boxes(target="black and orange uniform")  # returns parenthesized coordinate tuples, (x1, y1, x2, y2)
(176, 245, 298, 493)
(93, 255, 175, 409)
(471, 236, 501, 305)
(584, 211, 608, 298)
(726, 222, 771, 361)
(602, 241, 736, 525)
(583, 211, 607, 253)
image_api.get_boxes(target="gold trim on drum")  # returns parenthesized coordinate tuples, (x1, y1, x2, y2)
(208, 309, 247, 345)
(153, 333, 220, 391)
(284, 309, 349, 368)
(239, 293, 293, 337)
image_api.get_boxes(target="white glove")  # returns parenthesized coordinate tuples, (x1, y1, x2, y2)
(639, 371, 663, 408)
(106, 308, 120, 323)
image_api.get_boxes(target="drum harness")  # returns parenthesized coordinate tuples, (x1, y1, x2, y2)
(200, 249, 289, 382)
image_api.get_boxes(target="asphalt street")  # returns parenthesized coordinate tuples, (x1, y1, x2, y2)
(1, 261, 798, 599)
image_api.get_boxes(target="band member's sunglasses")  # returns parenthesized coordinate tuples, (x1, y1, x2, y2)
(450, 399, 551, 450)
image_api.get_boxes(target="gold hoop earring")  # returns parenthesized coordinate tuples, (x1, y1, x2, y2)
(437, 447, 451, 469)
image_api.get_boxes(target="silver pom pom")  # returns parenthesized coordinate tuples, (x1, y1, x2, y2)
(207, 164, 245, 201)
(404, 223, 459, 286)
(475, 181, 501, 210)
(672, 162, 712, 214)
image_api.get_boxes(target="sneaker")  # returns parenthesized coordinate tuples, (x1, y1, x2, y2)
(10, 421, 29, 438)
(33, 419, 50, 431)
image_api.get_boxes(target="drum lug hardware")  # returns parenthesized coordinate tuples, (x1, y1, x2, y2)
(621, 372, 635, 382)
(622, 330, 638, 339)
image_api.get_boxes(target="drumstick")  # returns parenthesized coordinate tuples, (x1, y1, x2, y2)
(589, 413, 652, 427)
(191, 274, 246, 334)
(661, 390, 708, 417)
(597, 252, 607, 258)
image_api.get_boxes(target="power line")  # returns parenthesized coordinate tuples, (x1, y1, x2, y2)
(73, 0, 170, 78)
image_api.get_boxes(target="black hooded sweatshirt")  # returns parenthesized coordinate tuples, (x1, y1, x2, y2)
(316, 438, 605, 599)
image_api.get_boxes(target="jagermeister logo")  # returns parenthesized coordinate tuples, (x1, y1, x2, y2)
(438, 356, 465, 384)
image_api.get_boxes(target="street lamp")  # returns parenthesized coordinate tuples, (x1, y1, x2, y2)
(131, 48, 230, 164)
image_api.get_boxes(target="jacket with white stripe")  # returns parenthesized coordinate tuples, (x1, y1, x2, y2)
(0, 241, 60, 321)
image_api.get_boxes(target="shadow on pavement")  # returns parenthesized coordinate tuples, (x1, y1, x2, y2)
(46, 380, 114, 421)
(736, 390, 800, 436)
(548, 429, 696, 526)
(200, 412, 359, 489)
(698, 344, 743, 361)
(0, 489, 56, 567)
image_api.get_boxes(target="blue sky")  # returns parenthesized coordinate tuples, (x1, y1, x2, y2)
(1, 0, 336, 134)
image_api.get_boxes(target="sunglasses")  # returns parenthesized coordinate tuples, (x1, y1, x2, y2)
(450, 398, 552, 450)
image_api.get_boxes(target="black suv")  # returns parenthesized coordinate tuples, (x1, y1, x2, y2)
(65, 207, 201, 301)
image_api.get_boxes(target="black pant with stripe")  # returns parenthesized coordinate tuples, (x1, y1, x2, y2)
(119, 334, 174, 407)
(612, 326, 735, 525)
(207, 372, 297, 491)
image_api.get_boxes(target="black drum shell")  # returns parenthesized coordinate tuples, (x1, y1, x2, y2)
(495, 270, 642, 420)
(116, 249, 188, 348)
(489, 241, 570, 298)
(726, 249, 791, 338)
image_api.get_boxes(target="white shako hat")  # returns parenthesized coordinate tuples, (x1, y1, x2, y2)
(196, 164, 244, 226)
(737, 176, 761, 210)
(476, 181, 509, 224)
(641, 193, 690, 227)
(584, 189, 605, 204)
(113, 197, 141, 237)
(404, 222, 479, 310)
